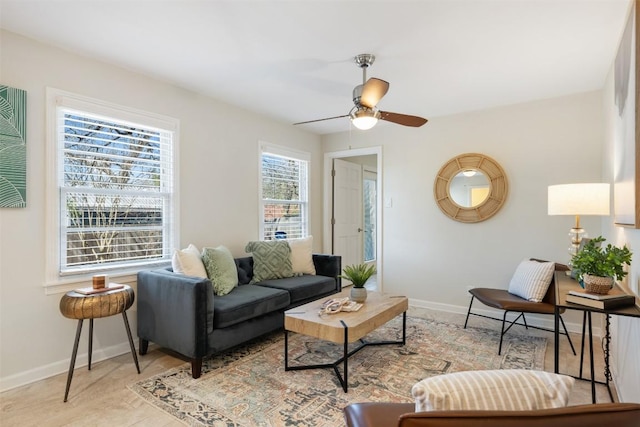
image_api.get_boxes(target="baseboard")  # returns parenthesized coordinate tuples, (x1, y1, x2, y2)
(0, 341, 135, 393)
(0, 298, 604, 393)
(407, 297, 602, 337)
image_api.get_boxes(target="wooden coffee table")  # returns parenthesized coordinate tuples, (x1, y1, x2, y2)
(284, 289, 408, 392)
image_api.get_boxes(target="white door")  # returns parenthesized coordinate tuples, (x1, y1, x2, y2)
(333, 158, 363, 275)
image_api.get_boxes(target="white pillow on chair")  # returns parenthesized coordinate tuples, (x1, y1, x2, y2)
(507, 259, 555, 302)
(412, 369, 574, 412)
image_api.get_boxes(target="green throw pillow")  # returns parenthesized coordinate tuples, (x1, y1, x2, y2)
(202, 245, 238, 296)
(245, 240, 293, 284)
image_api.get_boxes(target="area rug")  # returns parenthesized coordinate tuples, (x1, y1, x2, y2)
(129, 316, 546, 426)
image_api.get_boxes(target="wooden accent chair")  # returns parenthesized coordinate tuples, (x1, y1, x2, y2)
(464, 260, 576, 355)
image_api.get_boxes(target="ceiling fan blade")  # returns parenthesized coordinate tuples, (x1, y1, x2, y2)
(360, 78, 389, 108)
(379, 111, 428, 127)
(293, 114, 349, 125)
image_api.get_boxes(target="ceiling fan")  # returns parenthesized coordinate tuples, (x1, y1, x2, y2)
(294, 54, 428, 130)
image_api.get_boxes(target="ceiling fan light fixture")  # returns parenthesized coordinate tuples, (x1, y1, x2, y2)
(350, 108, 380, 130)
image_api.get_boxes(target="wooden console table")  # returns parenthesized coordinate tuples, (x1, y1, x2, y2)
(553, 272, 640, 403)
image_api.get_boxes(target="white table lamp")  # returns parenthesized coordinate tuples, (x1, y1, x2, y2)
(548, 183, 610, 259)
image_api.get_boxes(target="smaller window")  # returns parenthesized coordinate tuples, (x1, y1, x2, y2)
(259, 143, 309, 240)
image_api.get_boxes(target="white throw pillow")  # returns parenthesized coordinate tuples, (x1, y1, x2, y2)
(507, 259, 555, 302)
(172, 244, 207, 278)
(412, 370, 574, 412)
(287, 236, 316, 275)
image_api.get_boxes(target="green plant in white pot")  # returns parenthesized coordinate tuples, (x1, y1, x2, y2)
(340, 263, 376, 303)
(571, 236, 632, 294)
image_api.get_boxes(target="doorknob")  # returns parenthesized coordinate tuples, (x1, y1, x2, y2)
(357, 228, 363, 232)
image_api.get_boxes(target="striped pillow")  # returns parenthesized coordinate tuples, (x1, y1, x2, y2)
(412, 370, 574, 412)
(507, 259, 555, 302)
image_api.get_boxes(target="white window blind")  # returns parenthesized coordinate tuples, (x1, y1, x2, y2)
(56, 105, 175, 274)
(260, 143, 309, 240)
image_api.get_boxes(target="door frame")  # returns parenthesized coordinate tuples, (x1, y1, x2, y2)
(323, 146, 383, 290)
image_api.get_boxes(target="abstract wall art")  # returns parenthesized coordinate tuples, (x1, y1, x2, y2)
(0, 85, 27, 208)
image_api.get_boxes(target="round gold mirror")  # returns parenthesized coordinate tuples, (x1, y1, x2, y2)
(434, 153, 508, 223)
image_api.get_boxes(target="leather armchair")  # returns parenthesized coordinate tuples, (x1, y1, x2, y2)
(344, 402, 640, 427)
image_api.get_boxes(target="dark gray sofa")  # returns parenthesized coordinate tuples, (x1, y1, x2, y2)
(137, 254, 341, 378)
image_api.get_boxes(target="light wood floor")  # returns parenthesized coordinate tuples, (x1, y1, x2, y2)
(0, 309, 614, 426)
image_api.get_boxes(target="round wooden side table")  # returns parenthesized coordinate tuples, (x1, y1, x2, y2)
(59, 284, 140, 402)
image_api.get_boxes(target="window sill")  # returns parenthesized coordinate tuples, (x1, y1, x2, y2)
(43, 263, 170, 295)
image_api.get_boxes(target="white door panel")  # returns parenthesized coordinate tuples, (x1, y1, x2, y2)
(333, 158, 363, 273)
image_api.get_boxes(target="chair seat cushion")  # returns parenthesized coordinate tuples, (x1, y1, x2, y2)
(469, 288, 557, 314)
(213, 284, 290, 329)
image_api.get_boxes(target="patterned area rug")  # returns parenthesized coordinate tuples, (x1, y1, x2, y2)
(129, 316, 546, 426)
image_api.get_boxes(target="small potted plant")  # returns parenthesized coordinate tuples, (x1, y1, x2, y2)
(340, 263, 376, 303)
(570, 236, 632, 294)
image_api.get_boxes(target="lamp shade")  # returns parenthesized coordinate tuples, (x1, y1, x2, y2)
(548, 183, 610, 216)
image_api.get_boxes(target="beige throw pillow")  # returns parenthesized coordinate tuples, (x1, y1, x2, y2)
(507, 259, 555, 302)
(171, 244, 207, 278)
(287, 236, 316, 275)
(412, 369, 574, 412)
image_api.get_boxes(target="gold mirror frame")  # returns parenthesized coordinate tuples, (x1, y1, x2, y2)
(434, 153, 508, 223)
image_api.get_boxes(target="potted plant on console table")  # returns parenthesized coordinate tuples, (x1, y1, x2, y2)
(571, 236, 632, 295)
(340, 263, 376, 303)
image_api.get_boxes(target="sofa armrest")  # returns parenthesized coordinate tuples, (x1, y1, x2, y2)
(137, 269, 213, 359)
(313, 254, 342, 291)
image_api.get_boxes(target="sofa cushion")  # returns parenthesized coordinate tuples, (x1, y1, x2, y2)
(256, 274, 336, 304)
(412, 369, 574, 412)
(287, 236, 316, 275)
(245, 240, 294, 283)
(171, 244, 207, 278)
(202, 245, 238, 296)
(508, 259, 555, 302)
(212, 284, 290, 329)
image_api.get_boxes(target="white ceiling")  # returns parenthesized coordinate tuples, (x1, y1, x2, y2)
(0, 0, 632, 134)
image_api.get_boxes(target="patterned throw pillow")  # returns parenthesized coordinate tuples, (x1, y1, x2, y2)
(287, 236, 316, 276)
(245, 240, 293, 284)
(172, 244, 207, 278)
(201, 246, 238, 296)
(412, 370, 574, 412)
(507, 259, 555, 302)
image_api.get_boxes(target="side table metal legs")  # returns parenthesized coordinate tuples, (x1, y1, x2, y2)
(64, 320, 84, 402)
(63, 312, 140, 402)
(122, 311, 141, 374)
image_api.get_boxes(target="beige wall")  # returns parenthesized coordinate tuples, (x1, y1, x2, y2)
(323, 92, 604, 303)
(602, 59, 640, 403)
(2, 27, 638, 403)
(323, 88, 640, 402)
(0, 30, 323, 389)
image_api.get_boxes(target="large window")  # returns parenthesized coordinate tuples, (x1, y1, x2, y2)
(259, 142, 309, 240)
(47, 89, 178, 282)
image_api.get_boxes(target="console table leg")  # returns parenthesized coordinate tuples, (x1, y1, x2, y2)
(587, 312, 596, 404)
(579, 311, 587, 378)
(88, 318, 93, 370)
(122, 311, 140, 374)
(553, 306, 560, 374)
(64, 320, 83, 402)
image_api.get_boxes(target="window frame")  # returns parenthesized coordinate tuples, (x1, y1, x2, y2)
(45, 88, 180, 293)
(258, 141, 310, 241)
